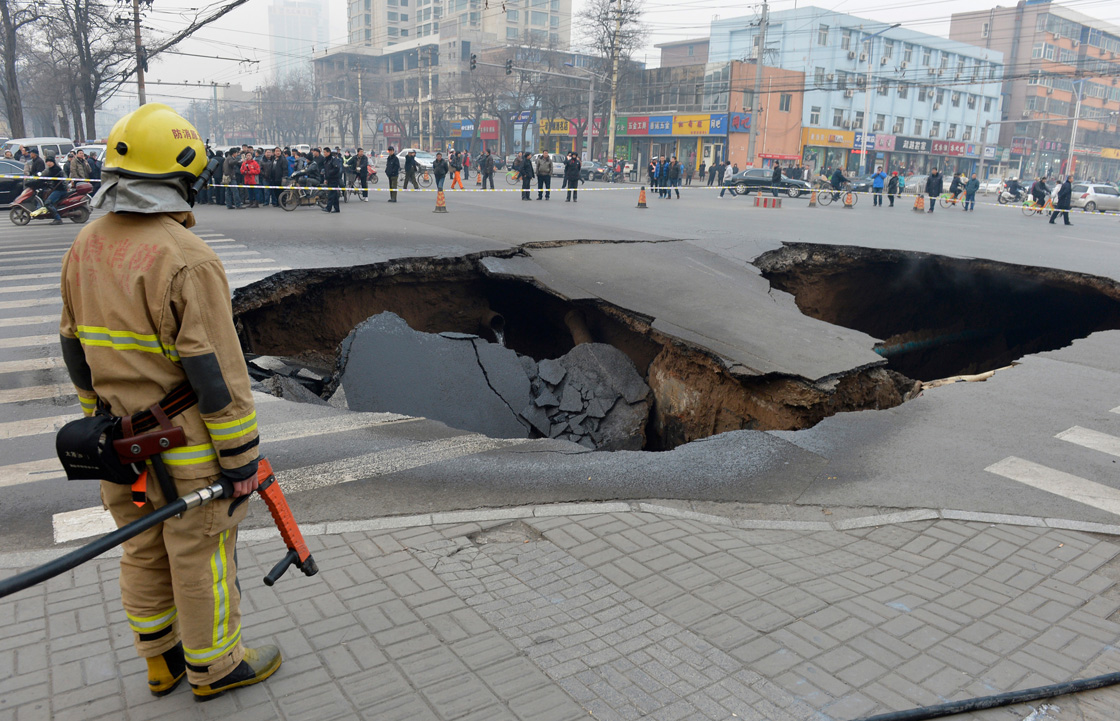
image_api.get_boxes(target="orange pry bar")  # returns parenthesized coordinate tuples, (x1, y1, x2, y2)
(256, 458, 319, 586)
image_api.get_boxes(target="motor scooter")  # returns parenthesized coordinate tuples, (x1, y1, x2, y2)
(9, 181, 94, 225)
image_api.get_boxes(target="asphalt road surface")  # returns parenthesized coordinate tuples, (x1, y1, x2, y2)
(3, 180, 1120, 555)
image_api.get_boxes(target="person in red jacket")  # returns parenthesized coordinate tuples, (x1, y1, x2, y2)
(240, 151, 260, 208)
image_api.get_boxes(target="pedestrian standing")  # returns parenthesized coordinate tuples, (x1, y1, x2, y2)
(241, 152, 260, 208)
(355, 148, 369, 201)
(322, 147, 341, 212)
(563, 152, 581, 202)
(656, 156, 669, 198)
(481, 150, 495, 190)
(697, 161, 706, 188)
(886, 171, 900, 207)
(871, 165, 887, 207)
(223, 149, 242, 209)
(684, 161, 694, 186)
(1050, 176, 1073, 225)
(403, 150, 419, 190)
(925, 168, 943, 214)
(707, 161, 717, 187)
(717, 160, 728, 189)
(432, 152, 449, 191)
(384, 146, 400, 202)
(668, 156, 681, 198)
(462, 151, 470, 181)
(519, 153, 533, 200)
(450, 151, 464, 189)
(535, 151, 553, 200)
(964, 173, 979, 212)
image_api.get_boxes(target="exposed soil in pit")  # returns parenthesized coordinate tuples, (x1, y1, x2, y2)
(756, 243, 1120, 382)
(232, 251, 916, 451)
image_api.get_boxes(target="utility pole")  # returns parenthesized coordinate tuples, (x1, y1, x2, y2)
(746, 0, 767, 167)
(606, 0, 622, 162)
(585, 75, 595, 160)
(132, 0, 146, 105)
(357, 67, 363, 149)
(210, 82, 218, 145)
(428, 46, 434, 150)
(1064, 79, 1084, 178)
(418, 50, 424, 149)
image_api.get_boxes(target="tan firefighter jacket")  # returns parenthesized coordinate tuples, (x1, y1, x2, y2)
(59, 211, 259, 481)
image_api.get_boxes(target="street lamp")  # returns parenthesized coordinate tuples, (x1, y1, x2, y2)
(1064, 78, 1086, 178)
(859, 23, 901, 174)
(564, 62, 609, 161)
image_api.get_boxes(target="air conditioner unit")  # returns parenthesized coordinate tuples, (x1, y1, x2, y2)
(826, 73, 835, 81)
(1100, 48, 1107, 56)
(955, 72, 961, 79)
(859, 53, 867, 62)
(844, 89, 854, 98)
(1047, 87, 1053, 94)
(900, 61, 908, 69)
(947, 132, 955, 139)
(1052, 32, 1060, 40)
(937, 68, 944, 75)
(929, 130, 938, 137)
(881, 57, 888, 65)
(933, 102, 941, 110)
(928, 68, 936, 75)
(1072, 40, 1079, 47)
(847, 51, 856, 60)
(1022, 110, 1031, 118)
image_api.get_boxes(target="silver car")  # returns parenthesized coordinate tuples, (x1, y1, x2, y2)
(1071, 183, 1120, 213)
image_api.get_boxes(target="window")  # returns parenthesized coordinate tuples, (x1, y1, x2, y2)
(388, 26, 399, 35)
(897, 83, 908, 99)
(877, 83, 889, 96)
(550, 15, 558, 27)
(963, 126, 972, 140)
(894, 116, 905, 134)
(550, 0, 558, 9)
(388, 10, 398, 18)
(913, 119, 923, 135)
(947, 123, 957, 138)
(814, 66, 825, 85)
(818, 24, 829, 46)
(981, 22, 990, 38)
(742, 90, 754, 110)
(935, 89, 944, 105)
(940, 53, 948, 69)
(779, 93, 792, 112)
(810, 106, 821, 125)
(931, 121, 940, 137)
(833, 108, 845, 127)
(874, 113, 885, 131)
(918, 87, 927, 101)
(506, 27, 519, 39)
(1032, 42, 1044, 59)
(365, 0, 371, 9)
(884, 40, 894, 58)
(951, 92, 961, 107)
(400, 13, 408, 20)
(841, 29, 852, 50)
(853, 112, 864, 130)
(531, 11, 546, 25)
(688, 45, 694, 57)
(836, 72, 847, 89)
(903, 44, 913, 63)
(506, 9, 517, 20)
(984, 97, 992, 112)
(967, 94, 976, 109)
(401, 27, 408, 35)
(922, 47, 932, 65)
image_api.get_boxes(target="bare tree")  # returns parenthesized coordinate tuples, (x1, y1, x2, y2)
(0, 0, 40, 136)
(54, 0, 134, 140)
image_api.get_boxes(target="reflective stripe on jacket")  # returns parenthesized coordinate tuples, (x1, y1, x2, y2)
(60, 211, 259, 480)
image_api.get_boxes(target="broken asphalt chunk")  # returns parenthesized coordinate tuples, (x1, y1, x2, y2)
(537, 358, 567, 386)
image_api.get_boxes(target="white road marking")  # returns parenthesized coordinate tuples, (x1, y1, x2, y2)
(262, 412, 416, 443)
(0, 297, 60, 311)
(0, 248, 65, 257)
(0, 356, 63, 374)
(0, 262, 64, 273)
(0, 457, 65, 488)
(0, 242, 72, 252)
(278, 435, 531, 493)
(1056, 426, 1120, 459)
(0, 334, 55, 350)
(221, 257, 276, 265)
(216, 251, 263, 257)
(0, 272, 58, 282)
(0, 283, 57, 294)
(204, 239, 237, 244)
(985, 456, 1120, 518)
(0, 383, 72, 404)
(53, 507, 114, 544)
(225, 267, 289, 275)
(0, 411, 76, 439)
(0, 314, 58, 328)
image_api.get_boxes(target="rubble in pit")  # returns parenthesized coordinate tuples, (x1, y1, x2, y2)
(330, 312, 652, 449)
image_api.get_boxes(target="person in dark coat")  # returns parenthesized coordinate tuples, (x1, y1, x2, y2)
(321, 147, 342, 212)
(1050, 176, 1073, 225)
(384, 146, 400, 202)
(563, 152, 581, 202)
(925, 169, 944, 213)
(886, 171, 901, 207)
(519, 152, 534, 200)
(771, 163, 783, 197)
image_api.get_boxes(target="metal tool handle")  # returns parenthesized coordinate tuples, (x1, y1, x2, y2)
(263, 549, 299, 587)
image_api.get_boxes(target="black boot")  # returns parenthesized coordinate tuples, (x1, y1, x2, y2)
(147, 642, 186, 697)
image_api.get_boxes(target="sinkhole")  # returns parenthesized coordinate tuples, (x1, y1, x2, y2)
(755, 243, 1120, 382)
(231, 251, 918, 452)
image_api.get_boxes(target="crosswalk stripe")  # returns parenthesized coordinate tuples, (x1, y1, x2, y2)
(0, 248, 65, 257)
(0, 314, 57, 328)
(985, 456, 1120, 518)
(1056, 426, 1120, 459)
(0, 383, 72, 404)
(0, 297, 60, 311)
(205, 239, 237, 244)
(0, 272, 57, 282)
(217, 251, 264, 257)
(0, 242, 72, 252)
(52, 434, 531, 542)
(0, 335, 55, 350)
(0, 356, 63, 374)
(225, 267, 289, 275)
(0, 411, 76, 439)
(1, 262, 63, 273)
(0, 457, 65, 489)
(221, 258, 275, 265)
(0, 283, 57, 294)
(263, 412, 416, 442)
(279, 435, 530, 494)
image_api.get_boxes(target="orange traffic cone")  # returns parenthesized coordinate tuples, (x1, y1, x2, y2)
(637, 186, 648, 208)
(808, 189, 818, 207)
(475, 172, 482, 185)
(843, 191, 854, 208)
(433, 189, 448, 213)
(912, 194, 924, 212)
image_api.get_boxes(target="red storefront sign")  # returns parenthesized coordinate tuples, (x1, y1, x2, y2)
(930, 141, 968, 156)
(479, 120, 499, 140)
(382, 122, 401, 138)
(626, 116, 649, 135)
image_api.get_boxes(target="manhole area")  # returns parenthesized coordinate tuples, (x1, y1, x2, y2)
(757, 244, 1120, 382)
(233, 254, 917, 451)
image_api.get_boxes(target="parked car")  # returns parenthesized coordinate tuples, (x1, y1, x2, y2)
(0, 158, 28, 206)
(580, 160, 605, 181)
(395, 148, 436, 169)
(728, 168, 811, 198)
(1071, 183, 1120, 213)
(3, 136, 75, 160)
(849, 174, 877, 194)
(979, 176, 1004, 195)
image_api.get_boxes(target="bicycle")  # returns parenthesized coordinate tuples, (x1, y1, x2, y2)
(938, 192, 963, 209)
(505, 170, 521, 186)
(817, 182, 855, 207)
(1022, 196, 1054, 217)
(419, 170, 433, 188)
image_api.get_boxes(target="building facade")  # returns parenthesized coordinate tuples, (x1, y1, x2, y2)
(950, 1, 1120, 182)
(345, 0, 571, 50)
(268, 0, 330, 83)
(710, 6, 1004, 176)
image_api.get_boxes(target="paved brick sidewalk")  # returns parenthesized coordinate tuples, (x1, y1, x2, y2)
(2, 507, 1120, 720)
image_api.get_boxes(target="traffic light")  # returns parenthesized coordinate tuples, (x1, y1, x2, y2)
(505, 59, 512, 75)
(470, 54, 477, 71)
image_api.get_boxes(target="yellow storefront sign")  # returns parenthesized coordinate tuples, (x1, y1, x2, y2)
(673, 115, 710, 136)
(541, 118, 570, 135)
(801, 128, 855, 148)
(1102, 147, 1120, 160)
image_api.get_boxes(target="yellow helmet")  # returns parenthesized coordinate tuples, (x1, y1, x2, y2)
(102, 103, 207, 180)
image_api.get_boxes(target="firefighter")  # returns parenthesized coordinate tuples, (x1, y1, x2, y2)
(58, 103, 280, 701)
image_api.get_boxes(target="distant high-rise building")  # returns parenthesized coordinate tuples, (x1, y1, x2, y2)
(345, 0, 571, 51)
(269, 0, 330, 83)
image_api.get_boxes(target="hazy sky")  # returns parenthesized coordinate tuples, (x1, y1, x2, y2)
(128, 0, 1120, 110)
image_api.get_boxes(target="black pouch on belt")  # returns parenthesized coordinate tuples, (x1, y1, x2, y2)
(55, 415, 142, 485)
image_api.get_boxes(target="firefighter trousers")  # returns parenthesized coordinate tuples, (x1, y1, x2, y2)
(101, 471, 250, 686)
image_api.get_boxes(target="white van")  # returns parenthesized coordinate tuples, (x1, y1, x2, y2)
(3, 136, 75, 160)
